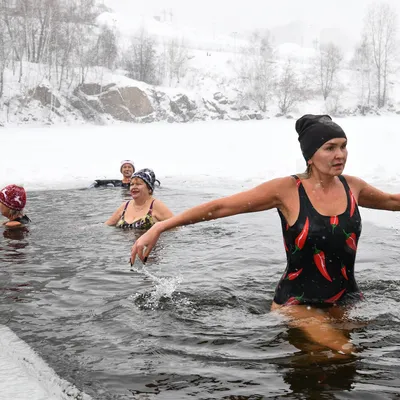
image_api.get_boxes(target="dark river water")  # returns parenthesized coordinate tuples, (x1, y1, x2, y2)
(1, 180, 400, 399)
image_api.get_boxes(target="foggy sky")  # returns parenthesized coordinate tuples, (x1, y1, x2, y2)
(104, 0, 400, 42)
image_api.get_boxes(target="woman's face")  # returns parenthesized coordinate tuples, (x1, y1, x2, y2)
(311, 138, 348, 176)
(130, 178, 150, 198)
(121, 163, 134, 178)
(0, 202, 9, 217)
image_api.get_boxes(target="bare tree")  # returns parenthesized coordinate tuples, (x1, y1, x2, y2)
(1, 0, 22, 63)
(275, 60, 306, 114)
(351, 35, 372, 112)
(94, 24, 118, 70)
(313, 42, 343, 101)
(237, 31, 275, 112)
(123, 27, 158, 84)
(165, 38, 188, 86)
(248, 29, 272, 58)
(0, 18, 12, 97)
(363, 3, 398, 108)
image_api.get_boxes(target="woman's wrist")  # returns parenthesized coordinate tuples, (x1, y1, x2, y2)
(155, 219, 168, 233)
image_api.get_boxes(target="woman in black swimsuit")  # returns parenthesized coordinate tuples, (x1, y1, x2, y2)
(130, 114, 400, 356)
(0, 184, 31, 228)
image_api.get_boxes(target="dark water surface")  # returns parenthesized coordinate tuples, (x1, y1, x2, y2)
(1, 181, 400, 399)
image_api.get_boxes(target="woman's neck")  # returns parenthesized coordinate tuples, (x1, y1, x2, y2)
(132, 196, 152, 207)
(308, 172, 339, 191)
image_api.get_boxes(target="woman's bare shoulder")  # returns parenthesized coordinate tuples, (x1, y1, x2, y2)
(5, 221, 23, 228)
(342, 174, 368, 189)
(270, 175, 299, 189)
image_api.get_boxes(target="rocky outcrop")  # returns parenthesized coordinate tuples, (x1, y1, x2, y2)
(68, 96, 103, 123)
(119, 87, 153, 117)
(28, 85, 61, 109)
(78, 83, 115, 96)
(98, 89, 134, 122)
(72, 84, 154, 122)
(3, 80, 268, 125)
(65, 80, 265, 124)
(169, 94, 197, 122)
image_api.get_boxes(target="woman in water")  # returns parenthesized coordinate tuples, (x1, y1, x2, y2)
(119, 160, 135, 188)
(0, 184, 31, 228)
(130, 114, 400, 356)
(106, 168, 173, 230)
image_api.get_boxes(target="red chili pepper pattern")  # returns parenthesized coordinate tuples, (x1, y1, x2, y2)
(349, 190, 356, 217)
(313, 247, 332, 282)
(325, 289, 346, 303)
(343, 230, 357, 251)
(275, 175, 361, 307)
(286, 268, 303, 280)
(330, 215, 338, 233)
(292, 217, 309, 253)
(284, 293, 304, 306)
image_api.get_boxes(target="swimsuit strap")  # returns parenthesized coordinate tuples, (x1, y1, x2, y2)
(121, 201, 130, 219)
(290, 174, 311, 213)
(337, 175, 353, 213)
(338, 174, 349, 192)
(148, 199, 155, 216)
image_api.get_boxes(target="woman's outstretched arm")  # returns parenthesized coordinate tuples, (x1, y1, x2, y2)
(131, 177, 289, 263)
(346, 175, 400, 211)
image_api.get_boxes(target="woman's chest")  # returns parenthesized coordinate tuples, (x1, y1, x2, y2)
(304, 187, 348, 216)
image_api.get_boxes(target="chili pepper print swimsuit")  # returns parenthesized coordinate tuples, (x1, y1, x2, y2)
(274, 175, 363, 306)
(116, 200, 156, 230)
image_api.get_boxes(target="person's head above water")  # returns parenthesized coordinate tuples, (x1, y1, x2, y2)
(105, 167, 173, 229)
(0, 184, 26, 213)
(120, 160, 135, 181)
(296, 114, 347, 161)
(131, 168, 157, 194)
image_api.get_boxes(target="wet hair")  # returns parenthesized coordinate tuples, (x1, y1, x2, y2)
(297, 164, 312, 180)
(8, 208, 22, 217)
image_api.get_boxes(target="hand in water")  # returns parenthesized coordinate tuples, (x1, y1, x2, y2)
(130, 225, 162, 264)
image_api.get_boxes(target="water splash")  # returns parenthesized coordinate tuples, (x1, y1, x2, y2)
(129, 264, 182, 309)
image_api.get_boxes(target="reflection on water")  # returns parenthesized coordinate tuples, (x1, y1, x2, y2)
(280, 358, 357, 394)
(0, 185, 399, 399)
(3, 226, 30, 241)
(1, 226, 30, 266)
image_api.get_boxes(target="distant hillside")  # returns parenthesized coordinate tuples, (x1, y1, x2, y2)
(1, 1, 399, 126)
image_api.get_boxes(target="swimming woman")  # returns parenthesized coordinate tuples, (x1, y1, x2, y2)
(119, 160, 135, 187)
(92, 159, 136, 188)
(130, 114, 400, 356)
(106, 168, 173, 229)
(0, 184, 31, 228)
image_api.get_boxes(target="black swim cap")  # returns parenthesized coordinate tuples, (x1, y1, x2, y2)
(296, 114, 346, 161)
